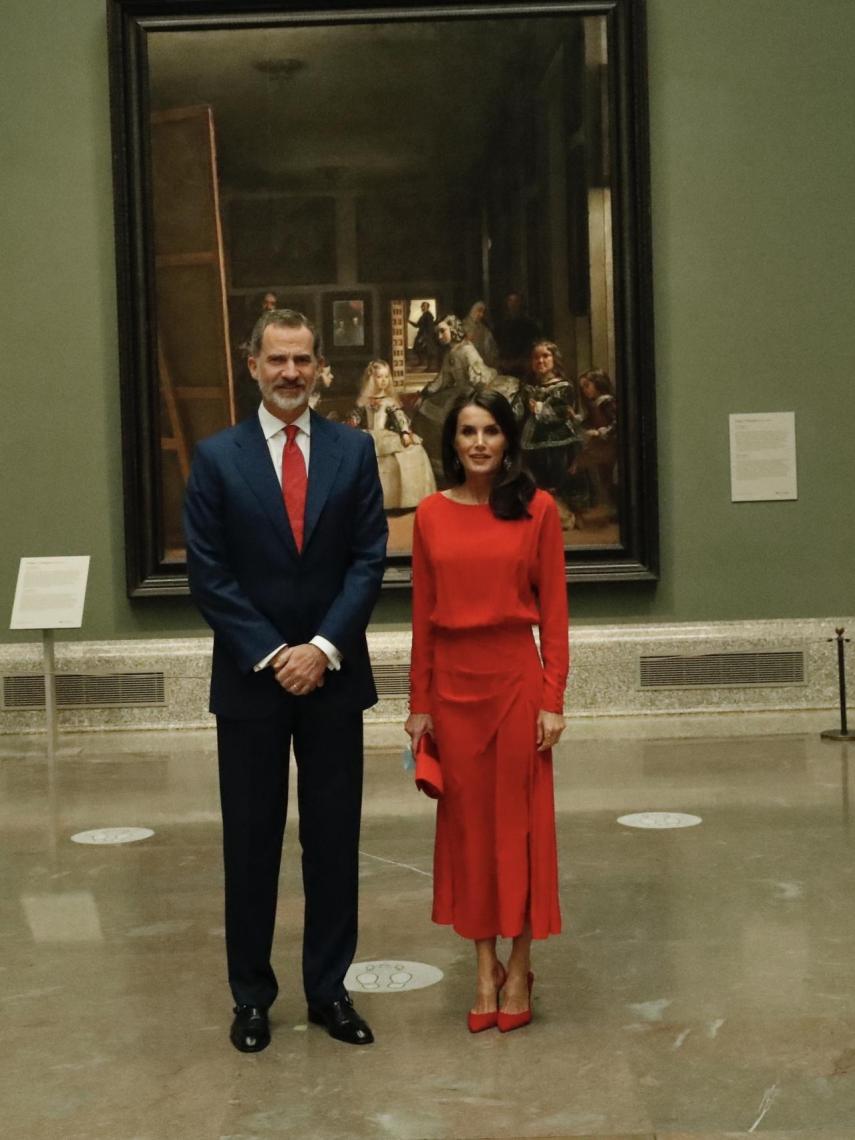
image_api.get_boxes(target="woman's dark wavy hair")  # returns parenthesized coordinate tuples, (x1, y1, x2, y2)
(441, 390, 536, 520)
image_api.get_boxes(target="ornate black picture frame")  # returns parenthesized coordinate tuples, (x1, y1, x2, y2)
(107, 0, 657, 594)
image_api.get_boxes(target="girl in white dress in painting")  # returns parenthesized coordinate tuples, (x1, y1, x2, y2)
(355, 359, 436, 510)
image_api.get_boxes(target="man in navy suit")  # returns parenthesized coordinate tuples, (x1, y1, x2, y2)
(184, 309, 387, 1051)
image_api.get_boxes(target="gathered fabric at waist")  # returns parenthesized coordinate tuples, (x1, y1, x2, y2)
(432, 623, 538, 675)
(430, 623, 545, 775)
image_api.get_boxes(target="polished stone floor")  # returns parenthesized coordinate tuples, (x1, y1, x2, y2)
(2, 714, 855, 1139)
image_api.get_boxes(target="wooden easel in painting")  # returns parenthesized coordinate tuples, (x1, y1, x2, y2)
(151, 105, 235, 556)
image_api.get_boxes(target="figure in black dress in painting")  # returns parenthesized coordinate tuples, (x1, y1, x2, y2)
(521, 340, 582, 531)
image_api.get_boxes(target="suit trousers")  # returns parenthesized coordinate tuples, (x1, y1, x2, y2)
(216, 694, 364, 1011)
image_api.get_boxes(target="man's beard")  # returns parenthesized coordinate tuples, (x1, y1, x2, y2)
(261, 379, 315, 413)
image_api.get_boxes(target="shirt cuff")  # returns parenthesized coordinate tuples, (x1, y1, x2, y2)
(311, 635, 342, 671)
(254, 643, 287, 672)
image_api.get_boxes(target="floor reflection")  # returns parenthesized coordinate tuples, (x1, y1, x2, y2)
(2, 719, 855, 1138)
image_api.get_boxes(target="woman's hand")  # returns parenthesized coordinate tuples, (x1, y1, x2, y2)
(536, 709, 565, 753)
(405, 712, 434, 753)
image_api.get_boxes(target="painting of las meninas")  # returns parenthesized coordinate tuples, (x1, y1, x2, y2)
(108, 0, 657, 593)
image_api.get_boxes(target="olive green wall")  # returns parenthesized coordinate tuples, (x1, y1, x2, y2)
(2, 0, 853, 644)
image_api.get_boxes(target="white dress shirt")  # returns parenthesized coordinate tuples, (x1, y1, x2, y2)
(253, 403, 341, 673)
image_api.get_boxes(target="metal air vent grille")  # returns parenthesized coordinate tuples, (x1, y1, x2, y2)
(639, 650, 805, 690)
(373, 663, 410, 698)
(2, 672, 166, 710)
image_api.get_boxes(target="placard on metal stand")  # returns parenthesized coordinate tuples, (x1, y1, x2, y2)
(9, 556, 91, 760)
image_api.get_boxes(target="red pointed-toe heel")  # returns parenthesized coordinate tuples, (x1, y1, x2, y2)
(467, 963, 507, 1033)
(497, 971, 534, 1033)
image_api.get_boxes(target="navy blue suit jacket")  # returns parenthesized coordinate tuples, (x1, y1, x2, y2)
(184, 410, 388, 718)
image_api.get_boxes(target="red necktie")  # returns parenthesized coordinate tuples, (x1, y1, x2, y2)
(282, 424, 307, 551)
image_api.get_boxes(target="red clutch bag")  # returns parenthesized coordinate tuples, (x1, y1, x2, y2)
(414, 733, 443, 799)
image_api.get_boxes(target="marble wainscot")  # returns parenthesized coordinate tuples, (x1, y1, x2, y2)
(0, 617, 851, 735)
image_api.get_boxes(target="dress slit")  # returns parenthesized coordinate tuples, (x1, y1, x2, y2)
(430, 625, 561, 941)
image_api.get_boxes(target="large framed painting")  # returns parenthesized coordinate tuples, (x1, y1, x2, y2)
(108, 0, 657, 594)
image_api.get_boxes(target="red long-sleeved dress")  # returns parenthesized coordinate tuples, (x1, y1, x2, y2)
(409, 489, 569, 940)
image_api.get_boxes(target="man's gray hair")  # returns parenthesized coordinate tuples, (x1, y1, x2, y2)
(249, 308, 323, 358)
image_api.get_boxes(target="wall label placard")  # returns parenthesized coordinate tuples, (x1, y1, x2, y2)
(10, 556, 91, 630)
(729, 412, 798, 502)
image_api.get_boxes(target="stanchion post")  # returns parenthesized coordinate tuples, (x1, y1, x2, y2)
(821, 628, 855, 742)
(837, 630, 849, 736)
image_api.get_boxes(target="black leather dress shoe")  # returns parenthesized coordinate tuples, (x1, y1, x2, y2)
(307, 993, 374, 1045)
(230, 1005, 270, 1053)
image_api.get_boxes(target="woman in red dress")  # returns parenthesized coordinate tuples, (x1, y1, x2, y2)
(405, 390, 569, 1033)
